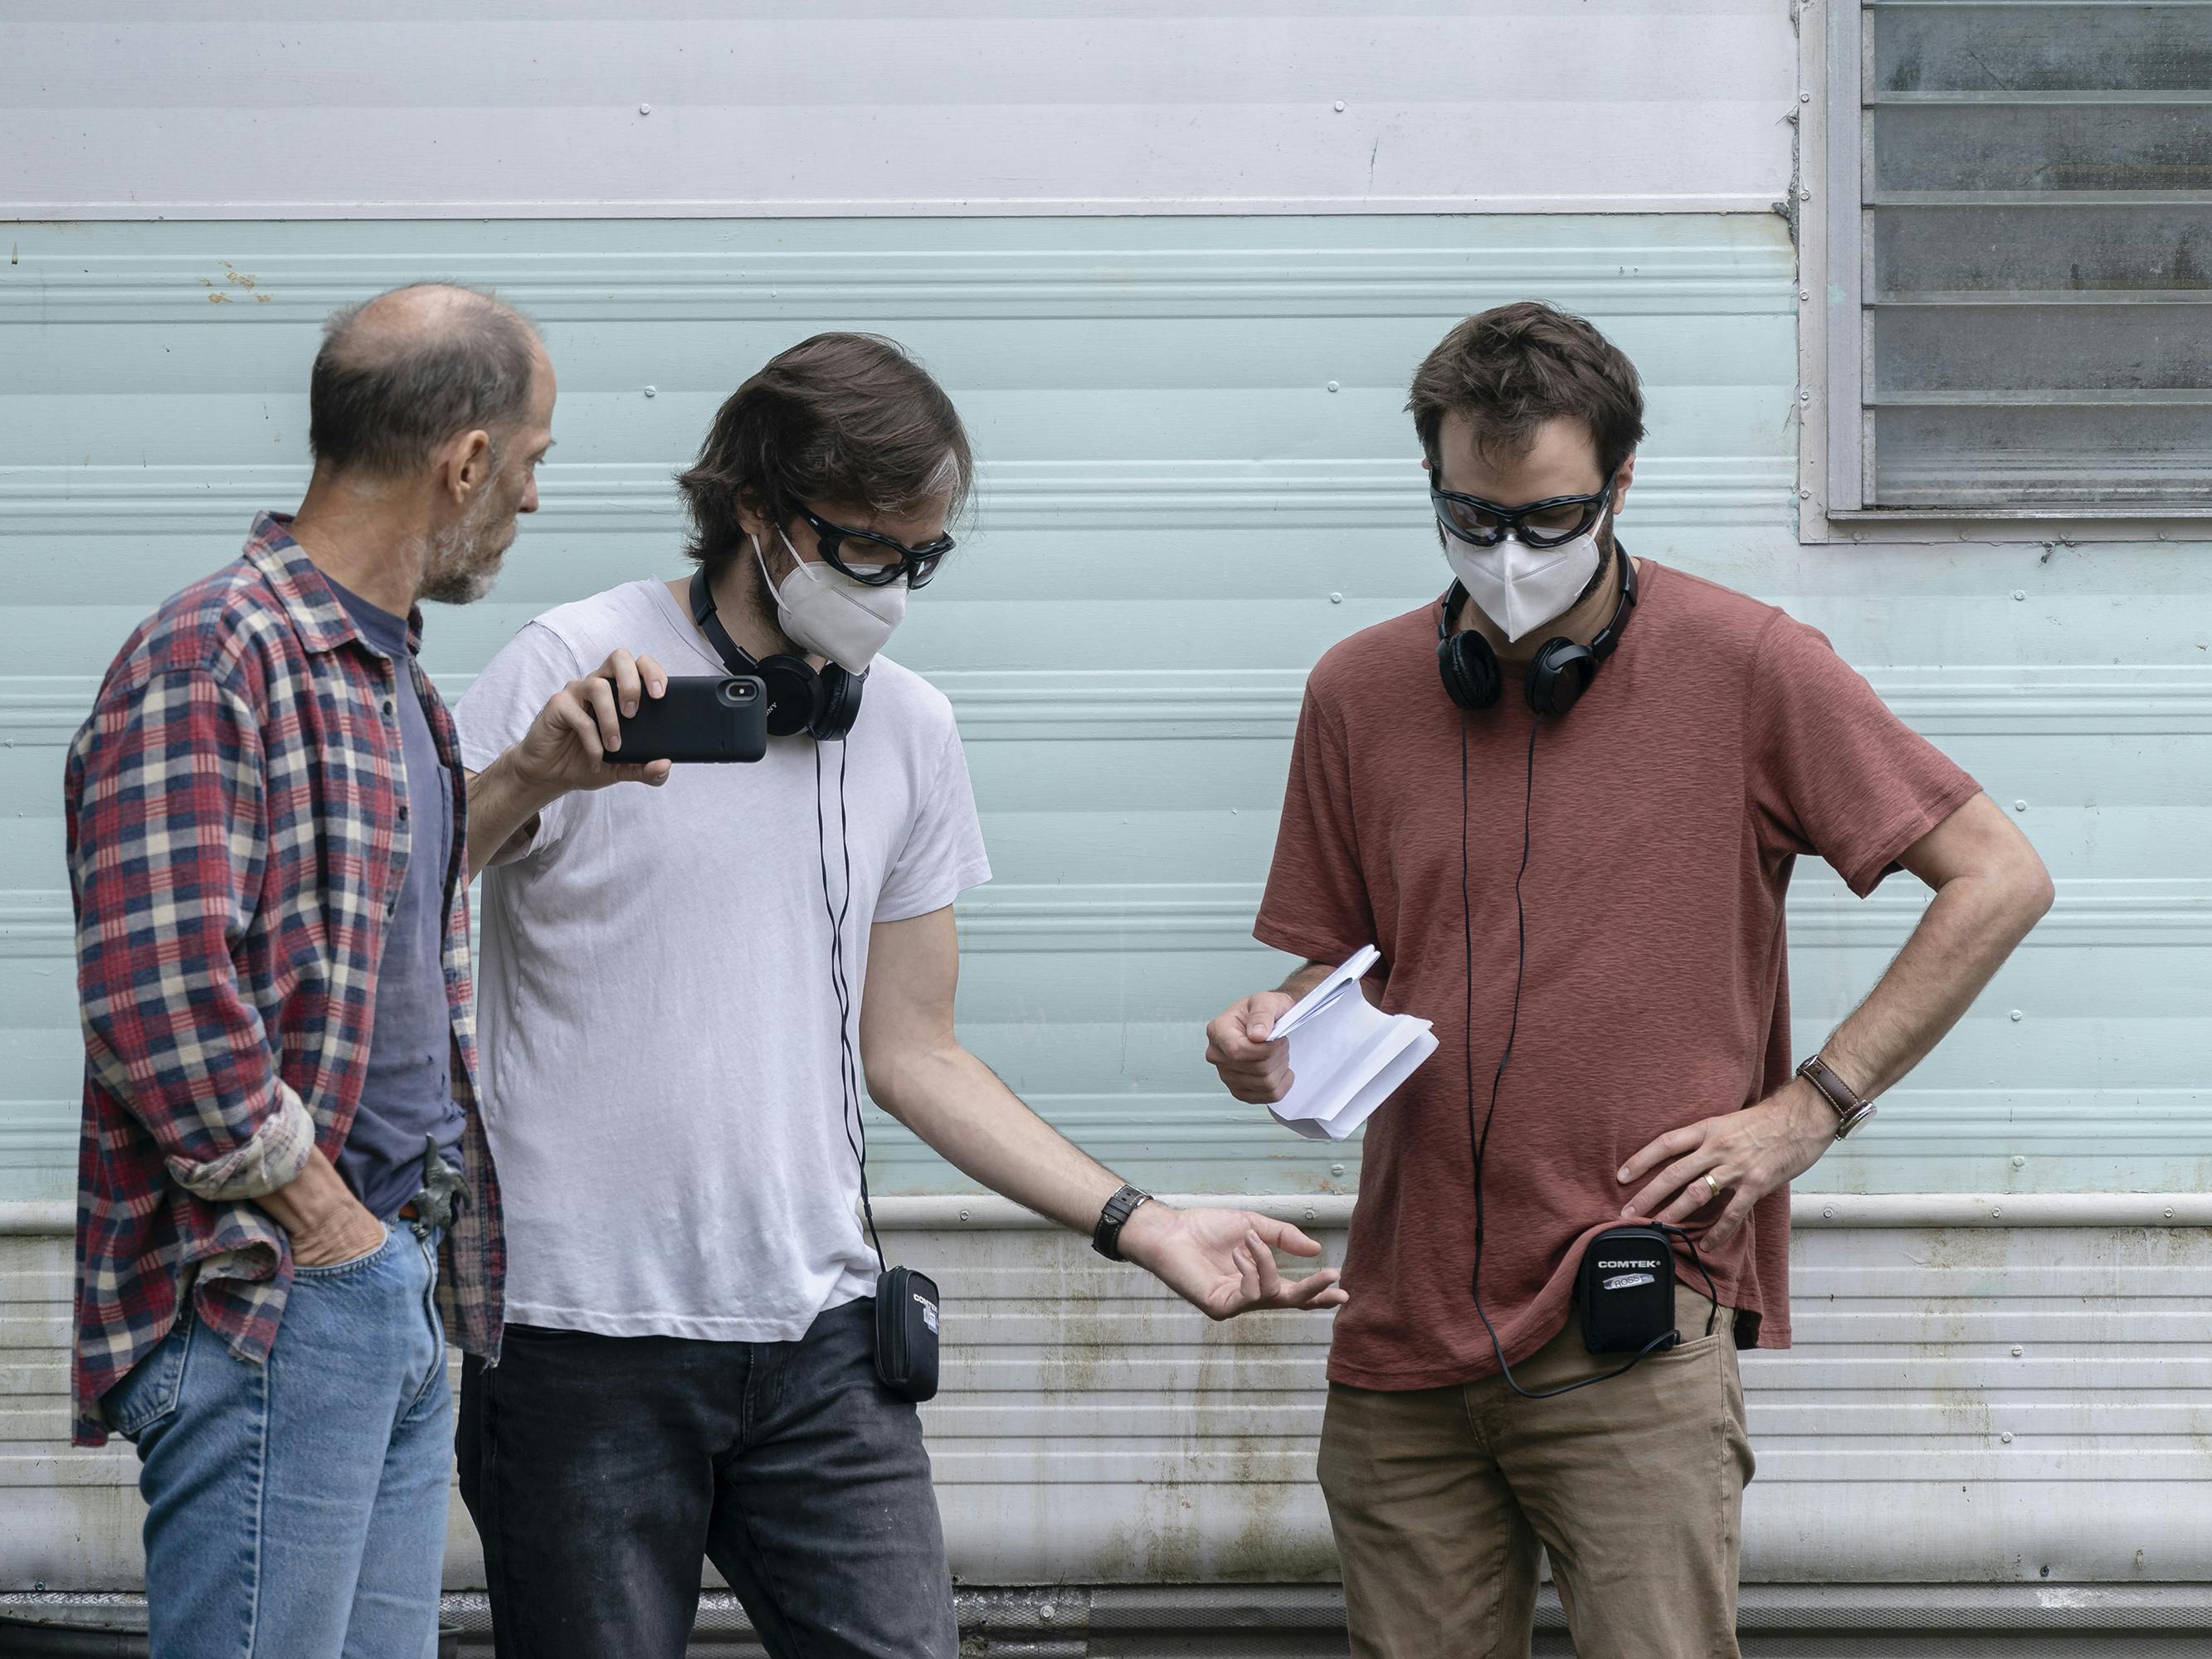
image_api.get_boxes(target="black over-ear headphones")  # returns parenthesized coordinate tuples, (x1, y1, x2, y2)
(689, 567, 864, 741)
(1435, 541, 1639, 719)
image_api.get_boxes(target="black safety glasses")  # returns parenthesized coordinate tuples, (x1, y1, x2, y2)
(798, 506, 956, 589)
(1429, 472, 1617, 551)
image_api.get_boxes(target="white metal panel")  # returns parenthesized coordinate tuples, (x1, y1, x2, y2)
(0, 2, 1794, 217)
(7, 1199, 2212, 1590)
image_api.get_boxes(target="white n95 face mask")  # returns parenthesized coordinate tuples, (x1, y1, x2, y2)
(1445, 505, 1608, 644)
(753, 529, 908, 675)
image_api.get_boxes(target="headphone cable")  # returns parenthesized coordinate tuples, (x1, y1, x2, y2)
(816, 737, 885, 1272)
(1463, 710, 1718, 1400)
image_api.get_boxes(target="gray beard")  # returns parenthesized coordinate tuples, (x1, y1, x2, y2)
(418, 502, 509, 606)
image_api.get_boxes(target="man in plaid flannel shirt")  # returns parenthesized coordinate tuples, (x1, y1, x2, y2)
(65, 285, 672, 1659)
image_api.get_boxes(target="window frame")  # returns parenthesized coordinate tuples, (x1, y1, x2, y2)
(1795, 0, 2212, 544)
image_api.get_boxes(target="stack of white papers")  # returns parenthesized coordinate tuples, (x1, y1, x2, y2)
(1264, 946, 1438, 1141)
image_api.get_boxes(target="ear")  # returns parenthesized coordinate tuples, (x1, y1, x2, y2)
(1610, 451, 1637, 513)
(436, 429, 495, 508)
(733, 489, 772, 544)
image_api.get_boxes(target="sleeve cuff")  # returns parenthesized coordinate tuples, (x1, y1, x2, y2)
(1839, 777, 1985, 898)
(164, 1083, 318, 1200)
(1253, 915, 1365, 967)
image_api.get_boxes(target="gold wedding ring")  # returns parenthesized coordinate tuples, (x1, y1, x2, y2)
(1704, 1173, 1721, 1198)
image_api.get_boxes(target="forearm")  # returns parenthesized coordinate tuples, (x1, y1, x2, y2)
(870, 1040, 1126, 1235)
(253, 1146, 366, 1235)
(1820, 866, 2050, 1098)
(464, 753, 557, 873)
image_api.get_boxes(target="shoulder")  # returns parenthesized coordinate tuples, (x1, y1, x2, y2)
(858, 655, 959, 752)
(1638, 561, 1806, 674)
(103, 557, 297, 708)
(514, 579, 673, 672)
(1303, 603, 1438, 711)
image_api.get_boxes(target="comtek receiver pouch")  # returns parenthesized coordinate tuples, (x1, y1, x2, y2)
(1577, 1224, 1682, 1355)
(875, 1263, 942, 1403)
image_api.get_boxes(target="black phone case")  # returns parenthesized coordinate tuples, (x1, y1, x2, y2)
(874, 1266, 941, 1403)
(1576, 1225, 1680, 1355)
(615, 675, 768, 763)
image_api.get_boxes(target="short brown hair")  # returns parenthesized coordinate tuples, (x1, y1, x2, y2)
(1407, 301, 1645, 483)
(676, 333, 973, 577)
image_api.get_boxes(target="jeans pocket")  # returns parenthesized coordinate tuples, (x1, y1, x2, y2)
(104, 1312, 192, 1443)
(291, 1222, 395, 1278)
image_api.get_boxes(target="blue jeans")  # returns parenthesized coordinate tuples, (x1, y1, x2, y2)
(105, 1223, 451, 1659)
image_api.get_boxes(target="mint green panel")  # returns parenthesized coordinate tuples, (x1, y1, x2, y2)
(1, 218, 2205, 1202)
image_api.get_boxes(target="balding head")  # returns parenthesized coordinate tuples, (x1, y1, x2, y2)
(309, 283, 544, 479)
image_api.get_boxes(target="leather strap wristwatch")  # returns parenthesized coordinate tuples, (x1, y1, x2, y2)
(1092, 1184, 1154, 1261)
(1796, 1053, 1878, 1139)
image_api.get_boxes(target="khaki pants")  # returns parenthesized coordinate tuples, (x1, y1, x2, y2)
(1318, 1285, 1754, 1659)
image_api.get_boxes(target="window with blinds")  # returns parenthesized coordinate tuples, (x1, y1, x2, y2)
(1844, 2, 2212, 511)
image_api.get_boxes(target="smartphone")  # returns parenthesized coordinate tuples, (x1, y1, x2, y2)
(614, 675, 768, 763)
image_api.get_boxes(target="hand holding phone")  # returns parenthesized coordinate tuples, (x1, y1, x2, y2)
(615, 675, 769, 763)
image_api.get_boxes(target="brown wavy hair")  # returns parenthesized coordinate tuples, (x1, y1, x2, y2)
(676, 333, 973, 578)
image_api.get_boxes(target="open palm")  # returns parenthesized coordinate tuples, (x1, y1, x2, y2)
(1127, 1205, 1349, 1321)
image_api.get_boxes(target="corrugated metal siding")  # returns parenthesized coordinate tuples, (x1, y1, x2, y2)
(1, 2, 1791, 218)
(1, 216, 2206, 1207)
(9, 1204, 2212, 1589)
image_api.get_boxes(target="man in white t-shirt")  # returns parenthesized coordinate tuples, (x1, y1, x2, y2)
(452, 333, 1347, 1659)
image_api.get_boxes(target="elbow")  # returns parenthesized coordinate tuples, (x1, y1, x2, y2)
(2003, 846, 2056, 937)
(860, 1048, 911, 1128)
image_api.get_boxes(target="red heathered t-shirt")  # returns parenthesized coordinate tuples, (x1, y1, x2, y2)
(1255, 560, 1981, 1391)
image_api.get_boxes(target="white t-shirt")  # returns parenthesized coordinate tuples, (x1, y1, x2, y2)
(456, 577, 992, 1340)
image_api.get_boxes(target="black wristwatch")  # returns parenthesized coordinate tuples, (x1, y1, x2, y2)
(1092, 1184, 1153, 1262)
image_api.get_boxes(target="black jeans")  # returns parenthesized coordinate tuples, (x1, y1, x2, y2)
(457, 1297, 957, 1659)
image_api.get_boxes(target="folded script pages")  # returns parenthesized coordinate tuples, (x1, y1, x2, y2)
(1265, 946, 1438, 1142)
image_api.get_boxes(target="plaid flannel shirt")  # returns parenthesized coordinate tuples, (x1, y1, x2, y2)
(63, 513, 505, 1446)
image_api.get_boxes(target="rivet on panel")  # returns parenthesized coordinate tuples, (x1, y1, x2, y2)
(1334, 100, 1347, 112)
(1822, 1204, 1834, 1219)
(1327, 380, 1340, 392)
(2011, 1154, 2026, 1168)
(1800, 289, 1810, 301)
(1991, 1206, 2004, 1219)
(1331, 1163, 1346, 1177)
(1800, 91, 1812, 104)
(2166, 1208, 2176, 1220)
(957, 1208, 970, 1223)
(1040, 1607, 1055, 1623)
(2010, 1009, 2024, 1022)
(2012, 589, 2027, 601)
(2013, 800, 2028, 812)
(2000, 1431, 2015, 1443)
(1799, 187, 1811, 201)
(1304, 1207, 1317, 1222)
(1329, 591, 1343, 605)
(643, 385, 657, 398)
(1799, 489, 1811, 499)
(639, 103, 652, 115)
(2012, 1345, 2024, 1357)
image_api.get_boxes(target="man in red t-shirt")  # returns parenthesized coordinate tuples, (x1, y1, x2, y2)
(1205, 302, 2053, 1659)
